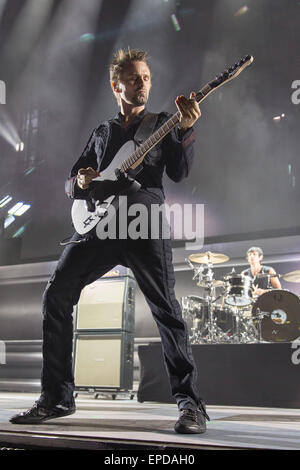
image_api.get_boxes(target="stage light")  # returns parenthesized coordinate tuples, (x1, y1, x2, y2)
(0, 195, 12, 208)
(8, 202, 31, 216)
(79, 33, 95, 42)
(14, 204, 31, 216)
(15, 142, 24, 152)
(171, 13, 181, 31)
(4, 214, 15, 228)
(12, 225, 26, 238)
(8, 202, 24, 215)
(24, 167, 35, 176)
(273, 113, 285, 122)
(234, 6, 249, 17)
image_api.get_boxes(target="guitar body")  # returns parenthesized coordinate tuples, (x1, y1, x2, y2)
(95, 140, 138, 181)
(71, 140, 141, 235)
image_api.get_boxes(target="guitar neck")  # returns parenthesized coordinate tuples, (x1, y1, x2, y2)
(120, 83, 212, 173)
(119, 112, 180, 173)
(119, 52, 254, 173)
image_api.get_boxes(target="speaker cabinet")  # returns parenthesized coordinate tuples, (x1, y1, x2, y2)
(75, 276, 135, 332)
(73, 268, 136, 393)
(73, 332, 134, 391)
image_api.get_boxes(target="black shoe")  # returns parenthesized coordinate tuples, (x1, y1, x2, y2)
(174, 408, 208, 434)
(9, 399, 76, 425)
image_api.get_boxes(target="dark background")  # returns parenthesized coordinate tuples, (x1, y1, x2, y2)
(0, 0, 299, 263)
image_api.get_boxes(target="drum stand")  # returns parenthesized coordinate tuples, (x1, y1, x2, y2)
(198, 274, 230, 344)
(232, 307, 242, 343)
(229, 306, 260, 343)
(190, 318, 204, 344)
(252, 308, 269, 343)
(185, 257, 233, 344)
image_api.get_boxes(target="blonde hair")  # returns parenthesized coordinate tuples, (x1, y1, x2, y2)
(109, 48, 150, 105)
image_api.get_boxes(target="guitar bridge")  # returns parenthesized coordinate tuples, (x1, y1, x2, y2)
(95, 200, 110, 217)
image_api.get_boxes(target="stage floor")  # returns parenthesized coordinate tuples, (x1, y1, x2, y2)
(0, 392, 300, 451)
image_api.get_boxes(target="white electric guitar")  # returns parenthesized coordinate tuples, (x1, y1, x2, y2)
(71, 54, 254, 236)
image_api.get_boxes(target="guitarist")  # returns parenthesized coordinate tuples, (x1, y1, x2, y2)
(10, 48, 209, 433)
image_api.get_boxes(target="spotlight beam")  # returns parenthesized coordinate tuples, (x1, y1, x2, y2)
(0, 108, 21, 149)
(1, 0, 54, 78)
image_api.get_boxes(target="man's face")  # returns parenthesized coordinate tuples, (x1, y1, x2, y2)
(116, 60, 151, 106)
(248, 250, 262, 265)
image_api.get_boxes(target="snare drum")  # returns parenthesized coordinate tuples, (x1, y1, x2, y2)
(224, 274, 253, 307)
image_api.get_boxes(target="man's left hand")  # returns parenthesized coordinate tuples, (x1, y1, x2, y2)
(175, 91, 201, 131)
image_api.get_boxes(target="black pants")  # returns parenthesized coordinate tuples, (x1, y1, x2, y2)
(41, 189, 201, 410)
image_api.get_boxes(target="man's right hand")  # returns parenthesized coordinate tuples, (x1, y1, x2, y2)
(77, 167, 100, 190)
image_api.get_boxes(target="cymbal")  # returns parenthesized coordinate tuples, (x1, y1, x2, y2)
(197, 279, 225, 288)
(189, 251, 229, 265)
(282, 270, 300, 283)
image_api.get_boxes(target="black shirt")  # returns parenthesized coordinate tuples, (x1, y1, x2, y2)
(100, 109, 164, 189)
(65, 108, 196, 200)
(242, 265, 273, 290)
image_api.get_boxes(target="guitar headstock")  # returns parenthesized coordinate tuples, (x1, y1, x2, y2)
(209, 55, 254, 89)
(195, 55, 254, 103)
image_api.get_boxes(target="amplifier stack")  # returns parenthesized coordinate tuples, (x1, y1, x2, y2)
(73, 266, 136, 398)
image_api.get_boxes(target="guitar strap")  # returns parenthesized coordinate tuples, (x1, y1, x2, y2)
(128, 112, 158, 175)
(133, 112, 159, 146)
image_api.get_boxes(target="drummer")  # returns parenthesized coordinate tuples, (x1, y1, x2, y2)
(241, 247, 281, 297)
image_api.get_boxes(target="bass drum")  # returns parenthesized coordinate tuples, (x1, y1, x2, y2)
(215, 307, 235, 334)
(252, 290, 300, 342)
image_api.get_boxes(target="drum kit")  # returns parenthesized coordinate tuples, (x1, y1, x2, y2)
(181, 252, 300, 344)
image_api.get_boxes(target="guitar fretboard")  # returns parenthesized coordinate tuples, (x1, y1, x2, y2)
(120, 112, 181, 173)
